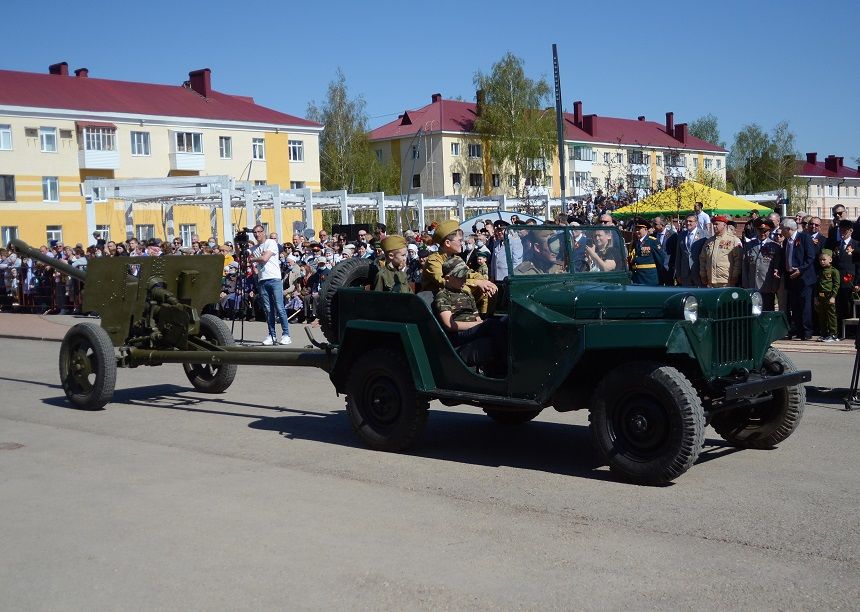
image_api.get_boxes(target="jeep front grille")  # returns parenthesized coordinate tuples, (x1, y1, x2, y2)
(713, 296, 753, 367)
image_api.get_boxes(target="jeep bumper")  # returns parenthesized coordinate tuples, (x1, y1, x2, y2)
(723, 370, 812, 400)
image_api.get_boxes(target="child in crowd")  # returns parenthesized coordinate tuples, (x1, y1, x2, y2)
(373, 235, 412, 294)
(816, 249, 840, 342)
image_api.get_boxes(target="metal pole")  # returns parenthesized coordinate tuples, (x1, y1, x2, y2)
(552, 44, 566, 212)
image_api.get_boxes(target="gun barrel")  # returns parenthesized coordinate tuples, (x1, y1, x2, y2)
(10, 239, 87, 282)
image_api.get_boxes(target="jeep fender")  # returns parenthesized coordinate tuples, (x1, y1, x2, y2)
(329, 321, 436, 394)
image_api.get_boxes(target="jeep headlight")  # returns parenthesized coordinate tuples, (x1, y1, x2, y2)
(682, 295, 698, 323)
(751, 291, 763, 316)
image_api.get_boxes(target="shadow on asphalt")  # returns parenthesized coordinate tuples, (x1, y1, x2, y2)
(35, 381, 756, 483)
(0, 375, 63, 390)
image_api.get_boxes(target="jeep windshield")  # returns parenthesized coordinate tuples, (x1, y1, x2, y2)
(507, 225, 629, 276)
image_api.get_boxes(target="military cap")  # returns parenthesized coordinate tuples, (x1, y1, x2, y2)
(633, 218, 650, 229)
(820, 248, 833, 257)
(433, 219, 462, 244)
(754, 217, 775, 229)
(493, 219, 510, 229)
(838, 219, 854, 230)
(442, 257, 470, 279)
(380, 235, 407, 251)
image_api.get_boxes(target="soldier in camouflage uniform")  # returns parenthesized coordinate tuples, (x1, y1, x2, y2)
(372, 235, 413, 294)
(434, 257, 507, 376)
(514, 229, 566, 275)
(815, 249, 840, 342)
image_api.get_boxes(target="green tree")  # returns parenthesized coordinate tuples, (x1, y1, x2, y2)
(688, 113, 724, 148)
(307, 68, 394, 193)
(727, 121, 797, 194)
(473, 52, 557, 198)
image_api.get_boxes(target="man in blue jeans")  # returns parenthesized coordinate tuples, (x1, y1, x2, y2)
(250, 225, 291, 345)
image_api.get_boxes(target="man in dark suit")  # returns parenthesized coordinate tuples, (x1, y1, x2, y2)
(781, 218, 817, 340)
(674, 214, 706, 287)
(830, 219, 860, 337)
(652, 216, 676, 285)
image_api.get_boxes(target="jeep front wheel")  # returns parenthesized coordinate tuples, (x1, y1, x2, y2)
(345, 348, 429, 452)
(590, 361, 705, 485)
(711, 347, 805, 449)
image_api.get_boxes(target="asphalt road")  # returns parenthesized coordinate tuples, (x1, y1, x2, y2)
(1, 338, 858, 610)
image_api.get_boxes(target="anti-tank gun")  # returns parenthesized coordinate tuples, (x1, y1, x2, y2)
(10, 239, 331, 410)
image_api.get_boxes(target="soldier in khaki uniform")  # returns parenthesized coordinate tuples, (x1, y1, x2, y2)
(514, 229, 567, 275)
(372, 235, 413, 294)
(699, 214, 742, 287)
(422, 219, 497, 312)
(433, 257, 507, 376)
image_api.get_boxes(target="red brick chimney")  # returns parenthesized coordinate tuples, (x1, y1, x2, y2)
(476, 90, 485, 116)
(188, 68, 212, 98)
(638, 115, 645, 121)
(583, 114, 598, 136)
(674, 123, 688, 144)
(49, 62, 68, 76)
(431, 93, 441, 103)
(806, 152, 817, 165)
(665, 112, 674, 135)
(825, 155, 839, 172)
(573, 101, 583, 126)
(74, 68, 89, 78)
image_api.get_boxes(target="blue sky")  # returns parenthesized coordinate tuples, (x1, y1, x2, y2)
(5, 0, 858, 162)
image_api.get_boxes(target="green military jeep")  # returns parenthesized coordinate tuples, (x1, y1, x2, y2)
(320, 225, 810, 485)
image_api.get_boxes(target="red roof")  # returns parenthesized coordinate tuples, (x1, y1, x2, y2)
(796, 155, 860, 179)
(0, 68, 321, 128)
(369, 95, 726, 152)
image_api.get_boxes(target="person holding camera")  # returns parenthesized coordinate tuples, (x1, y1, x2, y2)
(249, 225, 291, 346)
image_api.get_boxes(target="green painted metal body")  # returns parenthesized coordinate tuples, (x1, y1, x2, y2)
(328, 226, 790, 410)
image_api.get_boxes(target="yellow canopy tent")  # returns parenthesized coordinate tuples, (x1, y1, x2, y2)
(613, 181, 772, 219)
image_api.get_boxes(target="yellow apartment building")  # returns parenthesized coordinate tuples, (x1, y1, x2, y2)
(368, 94, 727, 203)
(0, 63, 322, 247)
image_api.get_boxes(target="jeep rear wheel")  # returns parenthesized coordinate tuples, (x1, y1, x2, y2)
(345, 348, 428, 452)
(590, 361, 704, 485)
(711, 347, 805, 449)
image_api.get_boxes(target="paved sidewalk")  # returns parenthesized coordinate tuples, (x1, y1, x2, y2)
(0, 312, 854, 354)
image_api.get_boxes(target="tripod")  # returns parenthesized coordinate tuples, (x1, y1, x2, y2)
(844, 331, 860, 411)
(229, 240, 254, 344)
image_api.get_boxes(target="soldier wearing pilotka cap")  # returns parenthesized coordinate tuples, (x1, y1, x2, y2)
(372, 235, 413, 294)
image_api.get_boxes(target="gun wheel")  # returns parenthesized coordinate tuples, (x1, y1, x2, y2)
(183, 314, 238, 393)
(590, 361, 704, 486)
(711, 347, 805, 449)
(345, 348, 428, 452)
(59, 323, 117, 410)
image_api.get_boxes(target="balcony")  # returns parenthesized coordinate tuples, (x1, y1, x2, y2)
(170, 152, 206, 171)
(78, 148, 120, 170)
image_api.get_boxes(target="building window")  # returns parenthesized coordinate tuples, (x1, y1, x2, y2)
(468, 143, 482, 158)
(219, 136, 232, 159)
(452, 172, 461, 188)
(574, 146, 594, 161)
(411, 145, 420, 159)
(131, 131, 151, 156)
(509, 176, 517, 188)
(136, 225, 155, 241)
(704, 158, 712, 170)
(179, 224, 196, 246)
(716, 159, 722, 169)
(469, 173, 483, 187)
(828, 185, 834, 196)
(545, 176, 553, 188)
(451, 142, 460, 156)
(93, 225, 110, 241)
(628, 174, 650, 189)
(83, 128, 116, 151)
(816, 185, 821, 196)
(290, 181, 305, 189)
(42, 176, 59, 202)
(253, 180, 267, 187)
(46, 225, 63, 244)
(605, 177, 611, 190)
(0, 175, 14, 201)
(603, 152, 610, 164)
(412, 174, 421, 188)
(0, 124, 11, 150)
(40, 127, 57, 152)
(574, 172, 590, 190)
(375, 149, 383, 161)
(615, 152, 623, 164)
(665, 153, 685, 167)
(288, 140, 304, 161)
(1, 226, 18, 245)
(175, 132, 203, 153)
(627, 149, 648, 165)
(692, 158, 699, 170)
(492, 173, 500, 187)
(92, 187, 107, 202)
(252, 138, 265, 160)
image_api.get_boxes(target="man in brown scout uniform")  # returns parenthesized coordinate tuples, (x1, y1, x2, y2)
(422, 219, 497, 311)
(372, 235, 413, 294)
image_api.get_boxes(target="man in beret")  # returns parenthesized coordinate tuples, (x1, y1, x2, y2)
(629, 218, 664, 285)
(433, 257, 506, 376)
(699, 214, 742, 287)
(373, 235, 412, 293)
(741, 217, 782, 311)
(422, 219, 497, 312)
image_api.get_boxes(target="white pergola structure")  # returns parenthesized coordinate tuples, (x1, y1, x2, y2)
(82, 176, 569, 242)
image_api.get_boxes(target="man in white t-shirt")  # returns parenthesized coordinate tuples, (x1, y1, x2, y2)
(250, 225, 291, 346)
(694, 201, 712, 237)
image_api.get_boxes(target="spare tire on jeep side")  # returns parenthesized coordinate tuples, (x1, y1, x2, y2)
(319, 258, 377, 344)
